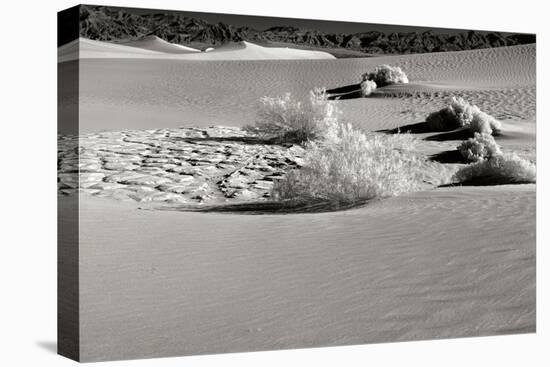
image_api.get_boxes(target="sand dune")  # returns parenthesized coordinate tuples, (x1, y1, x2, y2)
(118, 35, 200, 54)
(59, 40, 536, 361)
(68, 44, 535, 134)
(58, 38, 335, 62)
(58, 38, 165, 62)
(70, 183, 535, 360)
(178, 41, 336, 60)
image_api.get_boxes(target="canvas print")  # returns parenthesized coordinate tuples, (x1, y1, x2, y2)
(57, 4, 536, 362)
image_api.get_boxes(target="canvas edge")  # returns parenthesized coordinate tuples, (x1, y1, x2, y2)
(57, 4, 81, 362)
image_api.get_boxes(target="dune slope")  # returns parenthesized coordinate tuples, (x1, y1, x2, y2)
(118, 35, 200, 54)
(71, 184, 535, 361)
(57, 35, 537, 361)
(70, 44, 535, 135)
(58, 38, 335, 62)
(177, 41, 336, 60)
(58, 38, 165, 62)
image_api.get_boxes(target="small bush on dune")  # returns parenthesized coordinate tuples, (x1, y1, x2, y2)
(362, 65, 409, 87)
(360, 80, 377, 97)
(245, 88, 340, 144)
(469, 111, 502, 135)
(426, 106, 463, 131)
(426, 97, 501, 135)
(426, 96, 480, 131)
(457, 133, 502, 162)
(455, 130, 534, 185)
(272, 123, 423, 203)
(453, 153, 536, 185)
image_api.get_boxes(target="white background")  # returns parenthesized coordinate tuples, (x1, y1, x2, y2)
(1, 0, 548, 365)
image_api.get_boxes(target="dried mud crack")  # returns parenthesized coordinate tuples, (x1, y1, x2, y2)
(58, 126, 305, 207)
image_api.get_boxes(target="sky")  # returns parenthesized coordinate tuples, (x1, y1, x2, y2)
(114, 5, 515, 35)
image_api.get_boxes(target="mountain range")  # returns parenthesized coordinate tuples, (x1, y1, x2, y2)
(76, 5, 536, 56)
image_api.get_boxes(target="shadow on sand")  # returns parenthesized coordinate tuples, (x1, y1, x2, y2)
(429, 150, 469, 164)
(425, 128, 474, 141)
(439, 177, 533, 187)
(378, 121, 432, 134)
(171, 135, 279, 146)
(326, 83, 363, 100)
(157, 199, 369, 215)
(426, 129, 503, 142)
(380, 122, 478, 142)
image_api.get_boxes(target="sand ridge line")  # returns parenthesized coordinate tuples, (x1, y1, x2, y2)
(59, 38, 336, 62)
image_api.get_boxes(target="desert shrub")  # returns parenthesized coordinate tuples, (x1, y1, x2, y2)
(453, 153, 536, 185)
(457, 133, 502, 162)
(469, 111, 502, 135)
(360, 80, 377, 97)
(272, 123, 424, 203)
(245, 88, 340, 144)
(426, 97, 480, 131)
(362, 65, 409, 87)
(426, 97, 501, 135)
(426, 106, 461, 131)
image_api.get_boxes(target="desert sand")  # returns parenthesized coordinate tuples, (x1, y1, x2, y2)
(68, 44, 534, 134)
(58, 37, 335, 62)
(58, 38, 165, 62)
(117, 35, 201, 54)
(70, 185, 534, 361)
(58, 42, 536, 361)
(58, 127, 306, 204)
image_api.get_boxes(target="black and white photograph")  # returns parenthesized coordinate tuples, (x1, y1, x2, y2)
(56, 2, 537, 363)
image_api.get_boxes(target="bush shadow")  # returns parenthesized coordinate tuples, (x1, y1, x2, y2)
(327, 83, 361, 95)
(425, 128, 473, 141)
(378, 121, 432, 134)
(440, 177, 533, 187)
(159, 199, 369, 215)
(326, 83, 363, 100)
(171, 135, 280, 146)
(429, 150, 468, 164)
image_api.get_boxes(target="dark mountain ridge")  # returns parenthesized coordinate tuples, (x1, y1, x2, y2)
(74, 5, 535, 55)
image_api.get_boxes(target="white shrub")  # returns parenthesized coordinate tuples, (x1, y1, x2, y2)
(272, 123, 424, 203)
(426, 97, 501, 135)
(426, 106, 461, 131)
(246, 88, 340, 144)
(360, 80, 377, 97)
(362, 65, 409, 87)
(469, 111, 502, 135)
(457, 133, 502, 162)
(426, 97, 479, 131)
(453, 153, 536, 185)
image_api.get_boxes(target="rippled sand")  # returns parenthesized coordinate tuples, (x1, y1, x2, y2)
(72, 184, 535, 361)
(59, 43, 536, 361)
(68, 44, 535, 133)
